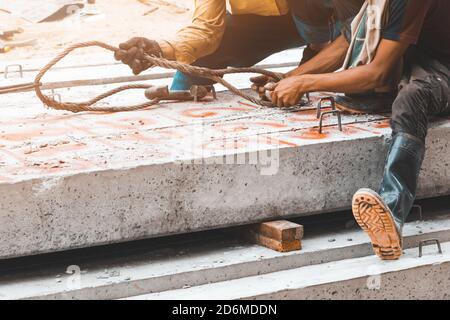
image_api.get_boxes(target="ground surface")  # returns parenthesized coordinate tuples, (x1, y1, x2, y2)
(0, 0, 192, 60)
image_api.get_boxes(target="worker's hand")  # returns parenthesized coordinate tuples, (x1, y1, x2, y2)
(267, 75, 309, 108)
(250, 75, 278, 100)
(114, 37, 162, 75)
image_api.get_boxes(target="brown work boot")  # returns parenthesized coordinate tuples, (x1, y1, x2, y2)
(352, 188, 403, 260)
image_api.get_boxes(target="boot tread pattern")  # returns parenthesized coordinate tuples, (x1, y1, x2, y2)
(352, 190, 402, 260)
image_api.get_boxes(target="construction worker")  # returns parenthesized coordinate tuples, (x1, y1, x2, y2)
(263, 0, 450, 260)
(114, 0, 363, 90)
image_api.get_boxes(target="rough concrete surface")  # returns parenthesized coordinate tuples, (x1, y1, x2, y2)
(130, 241, 450, 300)
(1, 84, 450, 259)
(2, 211, 450, 300)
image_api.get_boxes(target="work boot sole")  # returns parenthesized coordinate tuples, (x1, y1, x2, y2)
(352, 188, 402, 260)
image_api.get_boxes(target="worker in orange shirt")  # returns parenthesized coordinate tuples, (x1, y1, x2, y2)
(114, 0, 362, 90)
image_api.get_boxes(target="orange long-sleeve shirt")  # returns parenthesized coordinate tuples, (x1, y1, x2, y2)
(158, 0, 289, 64)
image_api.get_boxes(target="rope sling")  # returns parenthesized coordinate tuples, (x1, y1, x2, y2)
(31, 41, 284, 113)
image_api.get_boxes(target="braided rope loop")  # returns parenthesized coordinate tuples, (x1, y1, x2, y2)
(34, 41, 282, 112)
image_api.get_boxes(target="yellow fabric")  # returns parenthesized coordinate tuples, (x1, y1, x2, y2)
(229, 0, 289, 16)
(158, 0, 289, 64)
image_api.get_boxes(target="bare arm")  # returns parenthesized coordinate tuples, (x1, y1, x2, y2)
(271, 39, 409, 107)
(251, 35, 349, 96)
(286, 34, 350, 77)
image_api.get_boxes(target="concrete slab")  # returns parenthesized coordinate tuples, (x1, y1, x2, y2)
(1, 80, 450, 259)
(129, 241, 450, 300)
(2, 209, 450, 300)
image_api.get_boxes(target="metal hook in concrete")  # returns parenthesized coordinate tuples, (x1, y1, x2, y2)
(316, 97, 343, 134)
(4, 64, 24, 79)
(419, 239, 443, 258)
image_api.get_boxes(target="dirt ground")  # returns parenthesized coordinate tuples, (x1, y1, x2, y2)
(0, 0, 193, 61)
